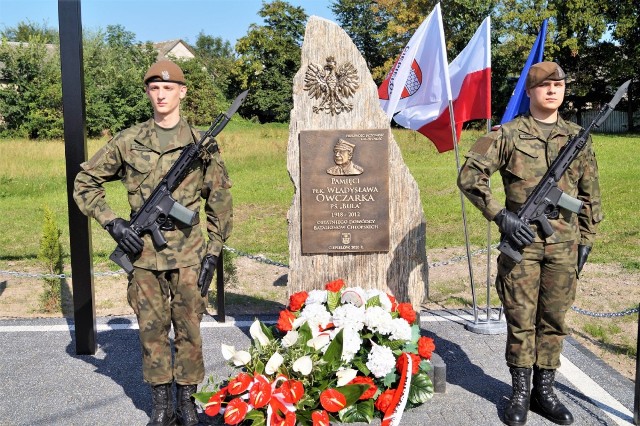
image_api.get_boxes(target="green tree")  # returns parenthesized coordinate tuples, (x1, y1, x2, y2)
(194, 32, 236, 99)
(38, 206, 64, 313)
(1, 19, 58, 43)
(234, 0, 307, 122)
(83, 25, 157, 137)
(330, 0, 390, 82)
(178, 57, 226, 126)
(0, 36, 63, 138)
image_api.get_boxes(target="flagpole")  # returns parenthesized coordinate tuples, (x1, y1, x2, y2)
(448, 102, 478, 323)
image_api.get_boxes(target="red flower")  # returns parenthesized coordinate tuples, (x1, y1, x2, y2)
(271, 410, 296, 426)
(396, 303, 417, 324)
(288, 291, 308, 312)
(249, 379, 272, 408)
(374, 389, 395, 413)
(396, 352, 421, 375)
(204, 392, 224, 417)
(320, 388, 347, 412)
(280, 379, 304, 404)
(276, 309, 296, 332)
(325, 279, 345, 292)
(228, 372, 252, 395)
(387, 294, 398, 311)
(223, 398, 249, 425)
(418, 336, 436, 360)
(312, 410, 330, 426)
(348, 376, 378, 400)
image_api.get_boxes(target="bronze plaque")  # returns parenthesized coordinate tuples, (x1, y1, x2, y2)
(300, 129, 390, 254)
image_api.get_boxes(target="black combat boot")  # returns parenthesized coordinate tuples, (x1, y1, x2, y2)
(176, 384, 199, 426)
(530, 366, 574, 425)
(503, 367, 531, 426)
(147, 383, 177, 426)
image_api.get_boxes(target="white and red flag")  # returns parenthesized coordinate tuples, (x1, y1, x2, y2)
(381, 14, 492, 153)
(379, 3, 451, 127)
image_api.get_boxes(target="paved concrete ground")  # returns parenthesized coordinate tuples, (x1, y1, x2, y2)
(0, 310, 635, 425)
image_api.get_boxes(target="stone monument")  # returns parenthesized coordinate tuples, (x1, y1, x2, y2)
(287, 16, 428, 308)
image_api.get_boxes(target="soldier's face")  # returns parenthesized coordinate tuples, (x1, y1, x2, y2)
(334, 149, 352, 165)
(527, 80, 565, 113)
(146, 82, 186, 116)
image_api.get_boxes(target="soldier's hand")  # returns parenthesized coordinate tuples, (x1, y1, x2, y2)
(577, 244, 591, 275)
(198, 254, 218, 297)
(494, 209, 535, 248)
(105, 218, 144, 256)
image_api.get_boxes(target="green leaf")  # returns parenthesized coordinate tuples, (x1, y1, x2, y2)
(192, 391, 215, 405)
(245, 409, 266, 426)
(419, 359, 433, 373)
(336, 384, 368, 407)
(366, 295, 381, 308)
(338, 399, 375, 423)
(254, 358, 265, 375)
(298, 321, 313, 346)
(327, 291, 340, 313)
(352, 358, 371, 376)
(383, 371, 398, 387)
(408, 372, 434, 404)
(322, 328, 343, 367)
(259, 319, 275, 340)
(411, 325, 421, 342)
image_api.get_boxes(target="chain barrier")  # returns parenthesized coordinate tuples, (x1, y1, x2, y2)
(2, 245, 638, 319)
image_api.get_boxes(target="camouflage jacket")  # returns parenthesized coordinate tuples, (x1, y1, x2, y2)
(73, 118, 233, 270)
(457, 113, 602, 246)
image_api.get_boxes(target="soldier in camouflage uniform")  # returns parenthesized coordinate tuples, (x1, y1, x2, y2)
(74, 60, 233, 426)
(457, 62, 601, 426)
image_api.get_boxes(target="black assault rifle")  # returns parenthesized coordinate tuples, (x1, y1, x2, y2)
(498, 80, 631, 263)
(110, 90, 249, 273)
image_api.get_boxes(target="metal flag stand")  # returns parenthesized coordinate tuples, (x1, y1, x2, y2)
(448, 109, 506, 335)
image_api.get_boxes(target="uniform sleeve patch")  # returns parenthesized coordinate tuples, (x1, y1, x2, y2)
(470, 136, 494, 156)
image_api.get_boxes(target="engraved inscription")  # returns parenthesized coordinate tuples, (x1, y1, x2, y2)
(300, 130, 389, 254)
(303, 56, 359, 115)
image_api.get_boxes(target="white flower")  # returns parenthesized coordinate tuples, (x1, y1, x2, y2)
(340, 327, 363, 362)
(307, 332, 331, 351)
(220, 344, 251, 366)
(292, 356, 313, 376)
(250, 320, 271, 346)
(336, 368, 358, 386)
(332, 304, 365, 331)
(265, 352, 284, 375)
(306, 289, 328, 305)
(366, 343, 396, 378)
(340, 287, 366, 307)
(299, 303, 332, 335)
(281, 330, 299, 348)
(389, 318, 413, 341)
(364, 306, 394, 334)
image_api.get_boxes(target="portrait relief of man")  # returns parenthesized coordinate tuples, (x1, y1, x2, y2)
(326, 139, 363, 176)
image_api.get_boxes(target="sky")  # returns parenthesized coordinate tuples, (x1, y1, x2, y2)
(0, 0, 337, 45)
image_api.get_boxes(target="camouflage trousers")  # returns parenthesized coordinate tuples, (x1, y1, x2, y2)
(496, 240, 578, 370)
(127, 264, 206, 385)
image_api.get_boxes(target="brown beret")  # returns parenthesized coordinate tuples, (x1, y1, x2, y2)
(143, 60, 185, 85)
(526, 61, 566, 89)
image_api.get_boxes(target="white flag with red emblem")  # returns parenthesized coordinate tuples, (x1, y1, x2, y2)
(400, 16, 491, 152)
(378, 3, 451, 122)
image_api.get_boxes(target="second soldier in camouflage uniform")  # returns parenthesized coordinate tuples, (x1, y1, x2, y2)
(74, 60, 232, 426)
(458, 62, 601, 426)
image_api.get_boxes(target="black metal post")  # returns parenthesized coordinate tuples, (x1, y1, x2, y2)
(58, 0, 96, 355)
(634, 303, 639, 425)
(216, 253, 225, 322)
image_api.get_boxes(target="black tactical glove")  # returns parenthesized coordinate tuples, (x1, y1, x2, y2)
(105, 218, 144, 256)
(577, 244, 591, 275)
(197, 254, 218, 297)
(493, 208, 535, 248)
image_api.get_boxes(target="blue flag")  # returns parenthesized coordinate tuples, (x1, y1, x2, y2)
(500, 19, 548, 124)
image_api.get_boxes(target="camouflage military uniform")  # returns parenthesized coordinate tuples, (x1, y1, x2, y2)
(74, 117, 233, 385)
(457, 113, 601, 369)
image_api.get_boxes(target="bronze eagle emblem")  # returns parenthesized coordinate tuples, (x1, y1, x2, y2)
(303, 56, 359, 115)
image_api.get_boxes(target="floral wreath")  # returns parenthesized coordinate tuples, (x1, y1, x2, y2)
(194, 279, 436, 425)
